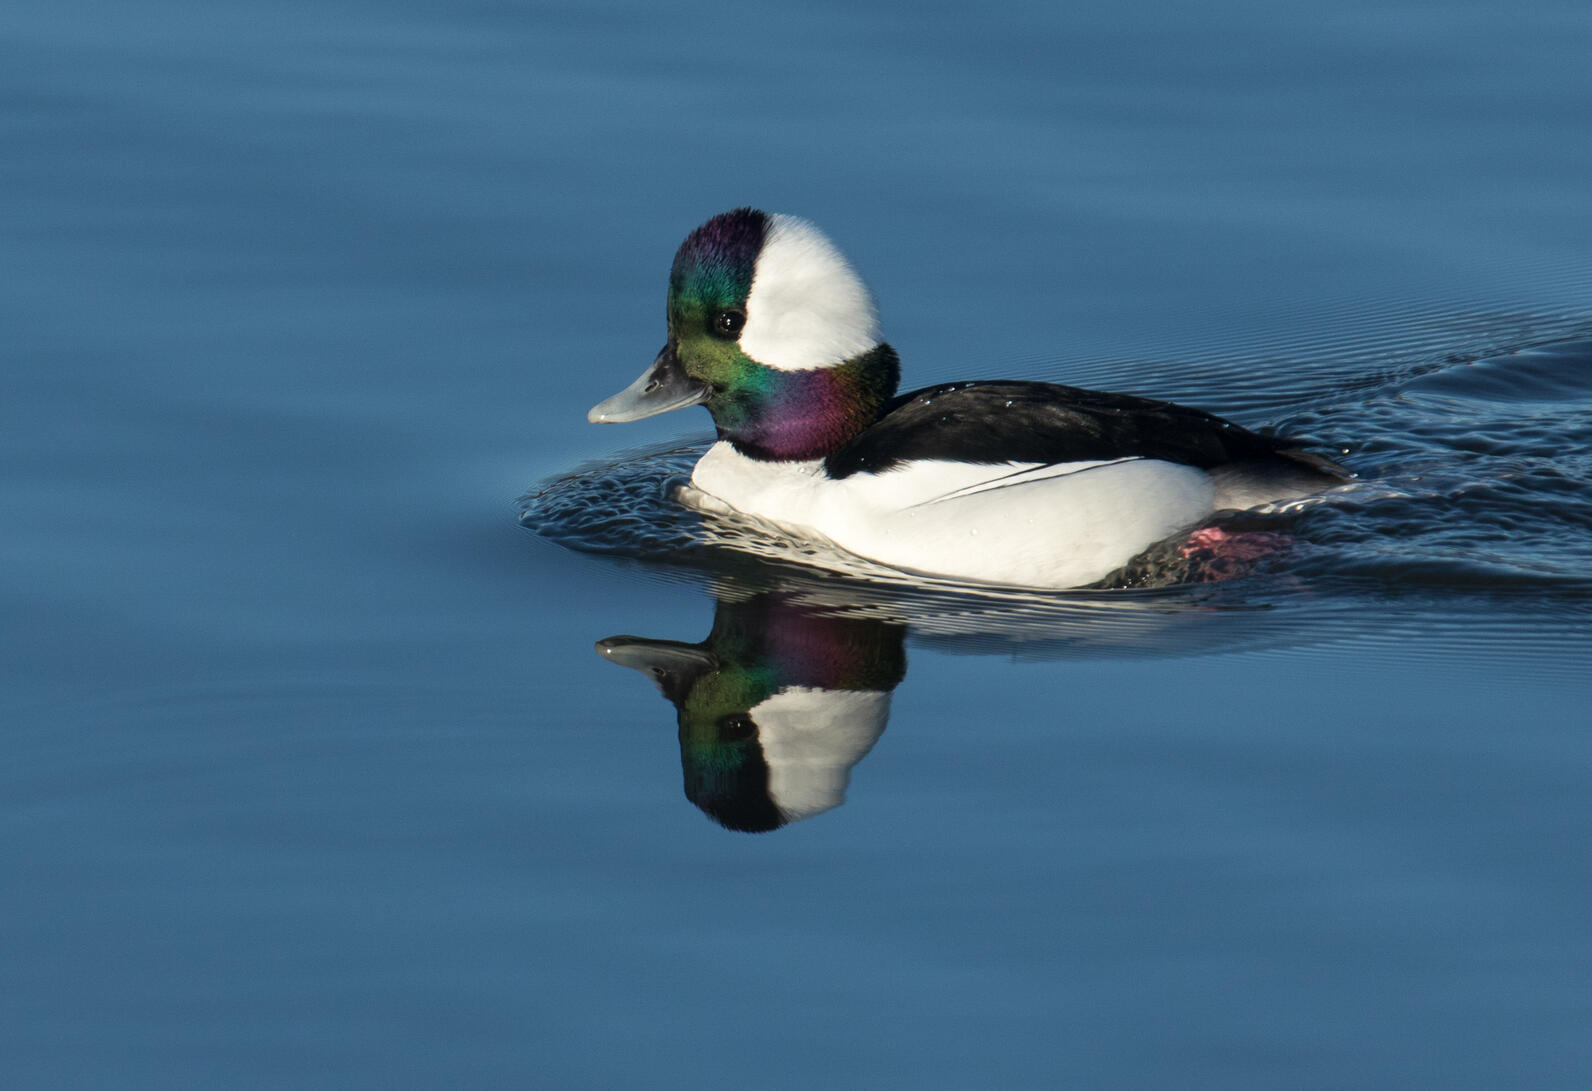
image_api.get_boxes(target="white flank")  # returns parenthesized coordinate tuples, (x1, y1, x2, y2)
(686, 442, 1219, 589)
(738, 214, 880, 372)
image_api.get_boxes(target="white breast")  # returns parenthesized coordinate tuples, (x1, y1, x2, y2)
(685, 442, 1218, 588)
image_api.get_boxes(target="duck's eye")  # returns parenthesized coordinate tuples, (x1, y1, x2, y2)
(718, 713, 755, 740)
(711, 310, 746, 339)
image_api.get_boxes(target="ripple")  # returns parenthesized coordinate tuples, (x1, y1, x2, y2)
(522, 329, 1592, 666)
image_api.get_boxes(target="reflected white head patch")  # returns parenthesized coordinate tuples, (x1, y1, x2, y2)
(752, 686, 891, 821)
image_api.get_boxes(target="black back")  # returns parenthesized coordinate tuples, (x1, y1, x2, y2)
(823, 380, 1325, 479)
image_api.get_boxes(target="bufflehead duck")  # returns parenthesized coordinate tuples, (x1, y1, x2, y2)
(589, 208, 1350, 588)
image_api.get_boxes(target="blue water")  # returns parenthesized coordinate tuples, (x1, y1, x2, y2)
(6, 1, 1592, 1086)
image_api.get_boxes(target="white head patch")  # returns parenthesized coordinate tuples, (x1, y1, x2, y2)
(751, 686, 891, 821)
(738, 214, 881, 372)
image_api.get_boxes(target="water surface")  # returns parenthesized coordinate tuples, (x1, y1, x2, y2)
(5, 1, 1592, 1086)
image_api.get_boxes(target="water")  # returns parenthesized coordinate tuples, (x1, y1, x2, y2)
(5, 1, 1592, 1086)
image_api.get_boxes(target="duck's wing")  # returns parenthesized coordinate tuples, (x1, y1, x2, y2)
(823, 380, 1348, 480)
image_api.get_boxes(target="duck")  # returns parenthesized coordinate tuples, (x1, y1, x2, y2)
(589, 208, 1351, 589)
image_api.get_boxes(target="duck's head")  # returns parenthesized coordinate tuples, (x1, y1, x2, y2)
(589, 208, 901, 461)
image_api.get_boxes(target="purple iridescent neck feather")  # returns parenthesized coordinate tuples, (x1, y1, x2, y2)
(711, 345, 901, 462)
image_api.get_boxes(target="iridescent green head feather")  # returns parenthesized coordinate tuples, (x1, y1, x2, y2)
(592, 208, 902, 461)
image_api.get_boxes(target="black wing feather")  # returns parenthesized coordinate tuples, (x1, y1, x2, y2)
(823, 381, 1337, 479)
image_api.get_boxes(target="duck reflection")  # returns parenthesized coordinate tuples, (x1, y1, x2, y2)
(598, 594, 906, 833)
(591, 541, 1328, 832)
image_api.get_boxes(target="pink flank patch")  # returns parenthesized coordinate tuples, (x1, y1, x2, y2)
(1177, 527, 1295, 581)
